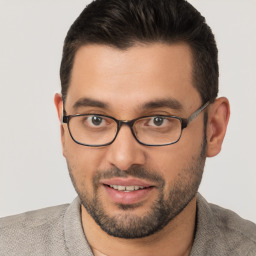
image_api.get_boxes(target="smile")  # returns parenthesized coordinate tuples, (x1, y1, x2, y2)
(108, 185, 146, 192)
(101, 178, 155, 204)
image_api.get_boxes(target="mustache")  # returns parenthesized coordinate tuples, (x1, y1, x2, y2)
(93, 165, 165, 186)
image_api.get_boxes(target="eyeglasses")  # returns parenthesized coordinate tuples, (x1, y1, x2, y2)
(62, 101, 209, 147)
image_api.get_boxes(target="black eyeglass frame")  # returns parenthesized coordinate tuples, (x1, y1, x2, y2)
(62, 101, 209, 147)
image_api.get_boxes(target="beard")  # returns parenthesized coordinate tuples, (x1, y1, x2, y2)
(67, 118, 207, 239)
(67, 139, 206, 239)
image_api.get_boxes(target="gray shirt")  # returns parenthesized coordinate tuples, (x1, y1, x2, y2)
(1, 193, 256, 256)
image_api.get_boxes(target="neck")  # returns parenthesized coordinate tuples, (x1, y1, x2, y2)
(81, 196, 197, 256)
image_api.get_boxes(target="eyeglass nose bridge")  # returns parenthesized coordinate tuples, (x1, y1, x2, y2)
(113, 119, 140, 144)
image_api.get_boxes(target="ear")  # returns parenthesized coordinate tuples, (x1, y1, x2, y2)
(206, 97, 230, 157)
(54, 93, 64, 123)
(54, 93, 65, 149)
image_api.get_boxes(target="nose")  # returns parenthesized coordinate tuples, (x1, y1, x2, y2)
(105, 125, 147, 171)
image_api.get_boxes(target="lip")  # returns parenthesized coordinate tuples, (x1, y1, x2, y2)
(101, 178, 155, 205)
(101, 177, 155, 187)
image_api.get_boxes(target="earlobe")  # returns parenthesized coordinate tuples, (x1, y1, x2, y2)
(206, 97, 230, 157)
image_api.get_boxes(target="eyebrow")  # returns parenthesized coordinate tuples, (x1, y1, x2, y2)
(72, 97, 109, 110)
(72, 97, 183, 112)
(141, 98, 183, 111)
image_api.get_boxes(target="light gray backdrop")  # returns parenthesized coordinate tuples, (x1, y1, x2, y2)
(0, 0, 255, 223)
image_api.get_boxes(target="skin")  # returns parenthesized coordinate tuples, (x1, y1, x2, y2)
(55, 43, 230, 256)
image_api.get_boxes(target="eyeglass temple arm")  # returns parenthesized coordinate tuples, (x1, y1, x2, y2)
(184, 101, 210, 127)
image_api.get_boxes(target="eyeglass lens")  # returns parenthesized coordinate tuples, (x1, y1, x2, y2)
(68, 115, 182, 146)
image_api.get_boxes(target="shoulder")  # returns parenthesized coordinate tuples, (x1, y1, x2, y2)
(210, 202, 256, 249)
(210, 202, 256, 238)
(0, 203, 69, 255)
(195, 194, 256, 256)
(0, 203, 69, 230)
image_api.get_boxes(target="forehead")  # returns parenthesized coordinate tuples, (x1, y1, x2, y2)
(66, 43, 201, 114)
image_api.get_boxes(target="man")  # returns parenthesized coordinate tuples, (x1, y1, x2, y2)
(1, 0, 256, 255)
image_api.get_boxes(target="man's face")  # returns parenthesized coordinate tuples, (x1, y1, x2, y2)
(61, 43, 207, 238)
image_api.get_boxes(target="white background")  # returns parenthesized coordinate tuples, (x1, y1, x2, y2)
(0, 0, 255, 223)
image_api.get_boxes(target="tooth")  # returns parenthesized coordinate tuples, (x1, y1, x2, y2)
(126, 186, 135, 191)
(109, 185, 146, 191)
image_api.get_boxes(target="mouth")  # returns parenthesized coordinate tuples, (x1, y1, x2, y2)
(101, 178, 155, 205)
(107, 184, 149, 192)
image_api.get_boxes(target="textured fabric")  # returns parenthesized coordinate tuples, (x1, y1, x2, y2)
(0, 197, 93, 256)
(190, 195, 256, 256)
(0, 194, 256, 255)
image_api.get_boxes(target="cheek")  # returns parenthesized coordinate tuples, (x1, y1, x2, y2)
(147, 148, 185, 182)
(62, 132, 106, 189)
(146, 124, 204, 183)
(63, 126, 103, 168)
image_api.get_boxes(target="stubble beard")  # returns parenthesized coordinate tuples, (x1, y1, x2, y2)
(67, 134, 207, 239)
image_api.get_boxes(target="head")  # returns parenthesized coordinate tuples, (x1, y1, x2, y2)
(55, 0, 229, 239)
